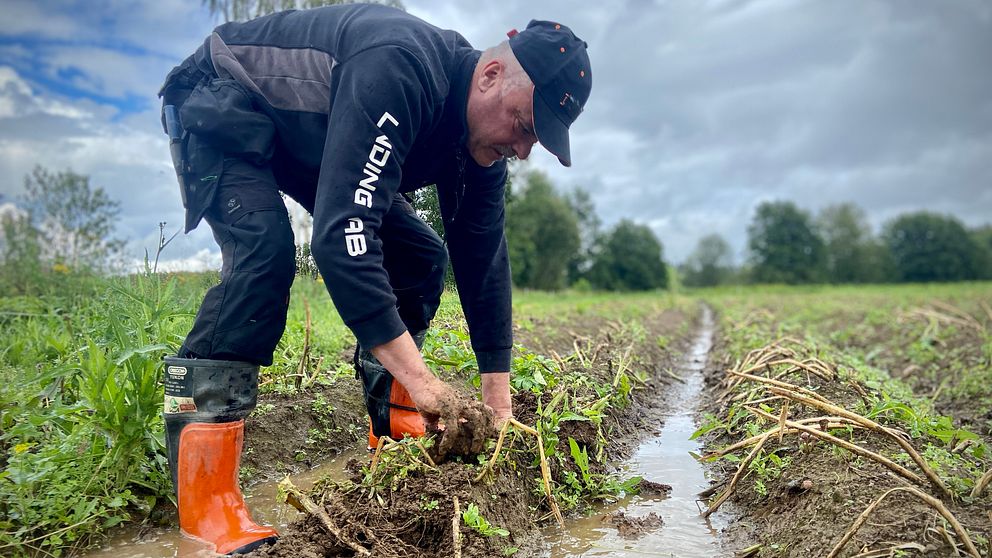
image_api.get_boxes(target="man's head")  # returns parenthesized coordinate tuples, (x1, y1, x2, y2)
(466, 21, 591, 168)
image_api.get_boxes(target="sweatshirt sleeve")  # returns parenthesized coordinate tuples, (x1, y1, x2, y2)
(309, 46, 436, 349)
(441, 162, 513, 372)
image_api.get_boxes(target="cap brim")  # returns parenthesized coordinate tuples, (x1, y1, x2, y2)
(533, 89, 572, 167)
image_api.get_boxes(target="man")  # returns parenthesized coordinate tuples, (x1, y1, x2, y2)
(159, 4, 591, 554)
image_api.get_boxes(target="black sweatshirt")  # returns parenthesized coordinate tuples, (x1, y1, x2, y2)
(187, 4, 512, 372)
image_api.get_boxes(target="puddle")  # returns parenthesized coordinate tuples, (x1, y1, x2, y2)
(85, 449, 361, 558)
(544, 306, 730, 557)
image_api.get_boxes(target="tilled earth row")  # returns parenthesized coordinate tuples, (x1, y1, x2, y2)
(238, 304, 697, 557)
(698, 305, 992, 558)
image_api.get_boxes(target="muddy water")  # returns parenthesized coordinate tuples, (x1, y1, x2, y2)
(85, 450, 361, 558)
(544, 306, 730, 557)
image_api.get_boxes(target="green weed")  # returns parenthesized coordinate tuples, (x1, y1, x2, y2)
(462, 503, 509, 537)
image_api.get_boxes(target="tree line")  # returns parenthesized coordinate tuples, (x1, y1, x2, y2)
(4, 166, 988, 296)
(681, 201, 992, 287)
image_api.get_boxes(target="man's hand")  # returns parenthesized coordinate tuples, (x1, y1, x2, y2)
(481, 372, 513, 427)
(371, 333, 493, 459)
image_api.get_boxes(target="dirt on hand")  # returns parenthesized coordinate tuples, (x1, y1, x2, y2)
(427, 396, 495, 461)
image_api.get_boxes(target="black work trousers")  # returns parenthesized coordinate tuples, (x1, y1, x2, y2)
(180, 155, 448, 366)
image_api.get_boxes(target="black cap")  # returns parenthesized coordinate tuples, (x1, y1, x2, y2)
(508, 20, 591, 167)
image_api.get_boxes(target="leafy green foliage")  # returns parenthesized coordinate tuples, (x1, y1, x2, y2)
(747, 201, 825, 284)
(883, 211, 983, 282)
(1, 167, 124, 296)
(21, 166, 124, 271)
(564, 187, 601, 285)
(681, 233, 734, 287)
(561, 438, 641, 504)
(505, 172, 581, 290)
(462, 503, 509, 537)
(816, 203, 888, 284)
(587, 219, 668, 291)
(0, 273, 192, 556)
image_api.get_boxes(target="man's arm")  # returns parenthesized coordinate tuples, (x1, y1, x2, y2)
(308, 47, 480, 428)
(309, 46, 432, 348)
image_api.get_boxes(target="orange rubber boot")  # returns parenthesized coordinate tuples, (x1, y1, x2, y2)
(367, 377, 426, 448)
(177, 421, 278, 555)
(163, 357, 277, 555)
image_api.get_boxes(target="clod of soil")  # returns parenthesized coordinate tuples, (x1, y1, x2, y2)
(636, 479, 673, 497)
(428, 398, 495, 461)
(604, 511, 663, 539)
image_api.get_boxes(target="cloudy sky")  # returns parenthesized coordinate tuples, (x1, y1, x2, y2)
(2, 0, 990, 269)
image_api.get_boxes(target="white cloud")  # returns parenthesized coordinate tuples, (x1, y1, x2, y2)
(0, 67, 91, 119)
(130, 248, 223, 274)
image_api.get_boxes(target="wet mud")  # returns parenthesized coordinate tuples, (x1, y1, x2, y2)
(240, 306, 696, 558)
(697, 321, 992, 557)
(546, 306, 731, 558)
(88, 304, 702, 558)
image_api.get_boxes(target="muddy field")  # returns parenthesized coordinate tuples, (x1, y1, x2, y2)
(77, 285, 991, 557)
(231, 299, 698, 557)
(698, 286, 992, 557)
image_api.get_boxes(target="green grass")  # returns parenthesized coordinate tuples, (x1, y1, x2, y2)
(0, 272, 683, 556)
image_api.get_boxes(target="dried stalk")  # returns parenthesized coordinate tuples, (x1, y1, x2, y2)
(826, 486, 980, 558)
(369, 435, 389, 473)
(929, 300, 983, 331)
(777, 401, 789, 444)
(742, 358, 833, 382)
(702, 415, 854, 460)
(573, 339, 587, 367)
(452, 496, 462, 558)
(476, 419, 562, 526)
(703, 432, 771, 517)
(935, 525, 963, 557)
(849, 542, 925, 557)
(728, 368, 949, 496)
(971, 468, 992, 499)
(280, 478, 371, 556)
(729, 371, 832, 404)
(611, 346, 633, 388)
(526, 420, 565, 527)
(414, 438, 437, 468)
(549, 350, 569, 374)
(741, 395, 786, 407)
(741, 408, 926, 486)
(765, 385, 952, 498)
(474, 420, 513, 482)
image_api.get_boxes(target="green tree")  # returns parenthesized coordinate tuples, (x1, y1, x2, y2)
(883, 212, 981, 282)
(816, 203, 883, 283)
(22, 166, 124, 270)
(564, 187, 600, 285)
(203, 0, 403, 21)
(681, 233, 733, 287)
(0, 206, 44, 295)
(505, 172, 580, 290)
(587, 220, 668, 291)
(747, 201, 825, 284)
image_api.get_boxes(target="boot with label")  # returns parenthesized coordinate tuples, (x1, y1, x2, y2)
(163, 357, 278, 555)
